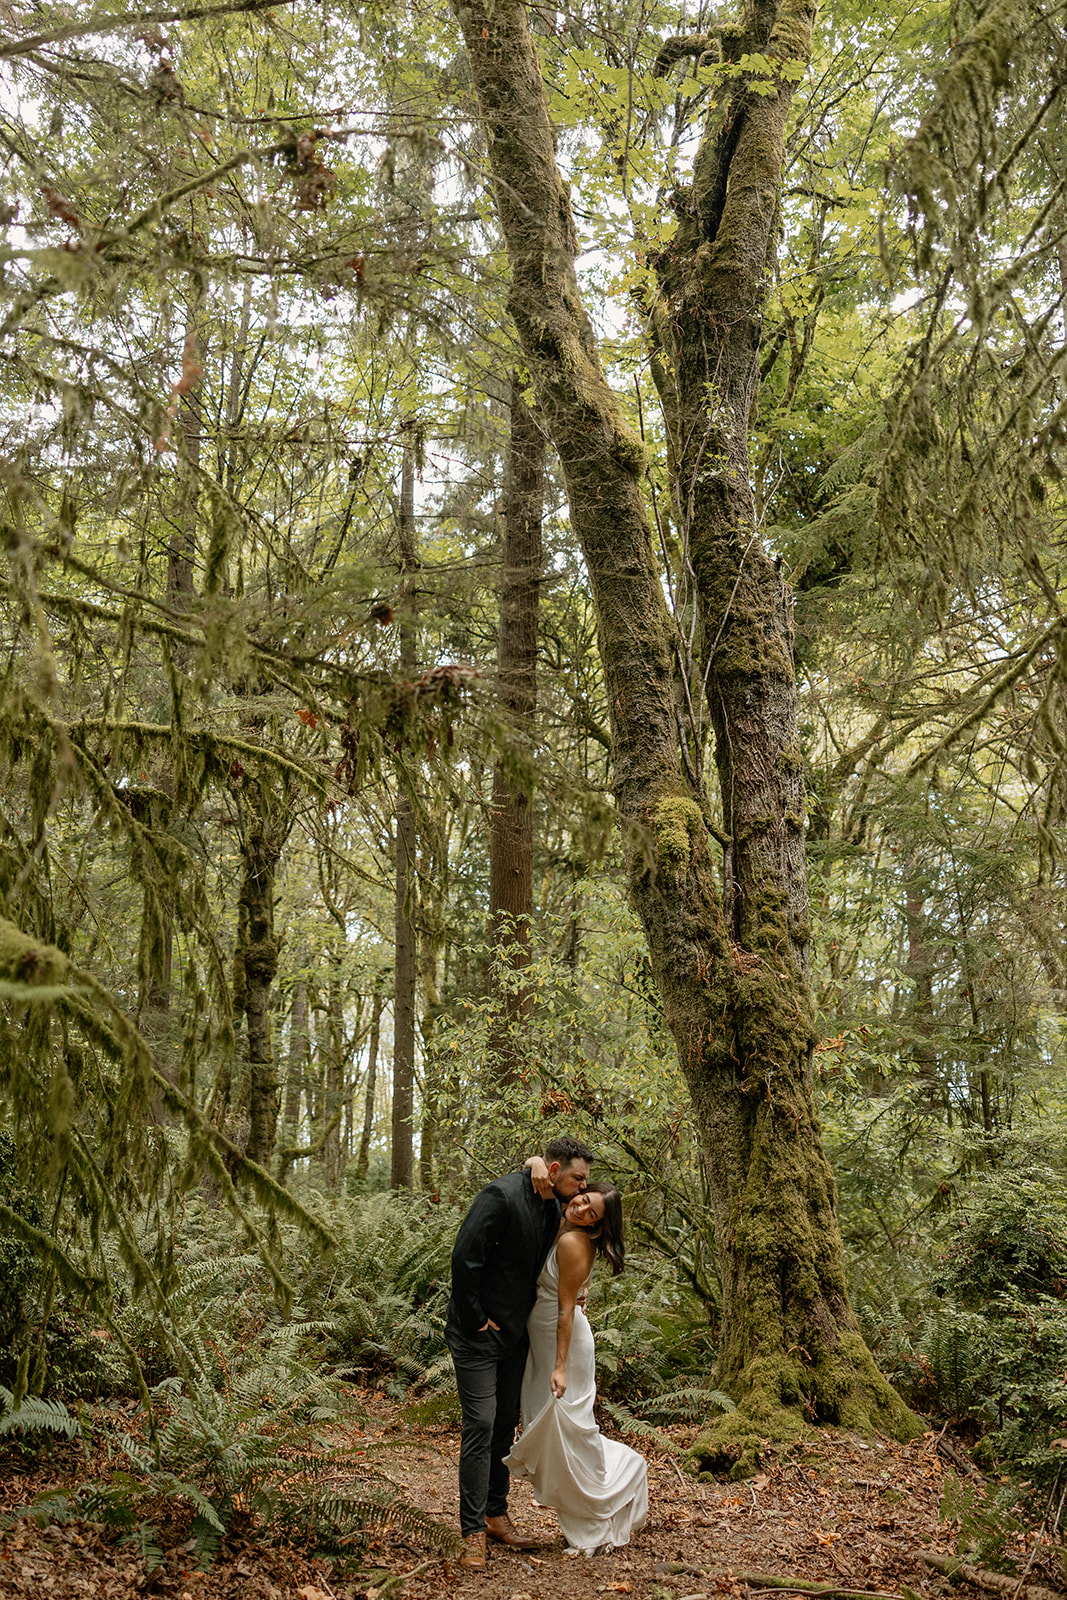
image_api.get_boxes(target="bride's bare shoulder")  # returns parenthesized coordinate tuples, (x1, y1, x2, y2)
(556, 1229, 595, 1265)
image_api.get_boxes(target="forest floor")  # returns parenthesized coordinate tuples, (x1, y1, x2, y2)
(0, 1387, 1063, 1600)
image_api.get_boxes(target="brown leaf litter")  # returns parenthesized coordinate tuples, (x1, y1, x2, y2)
(0, 1389, 1062, 1600)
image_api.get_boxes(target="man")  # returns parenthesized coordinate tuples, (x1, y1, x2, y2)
(445, 1135, 595, 1570)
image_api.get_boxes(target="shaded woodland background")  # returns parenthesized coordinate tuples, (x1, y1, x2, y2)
(0, 0, 1065, 1579)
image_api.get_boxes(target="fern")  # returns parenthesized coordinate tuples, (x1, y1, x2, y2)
(0, 1384, 77, 1440)
(279, 1490, 462, 1557)
(1, 1492, 77, 1530)
(923, 1307, 991, 1419)
(599, 1398, 686, 1457)
(636, 1383, 736, 1423)
(119, 1522, 165, 1572)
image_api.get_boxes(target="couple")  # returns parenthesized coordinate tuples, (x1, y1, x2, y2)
(444, 1135, 648, 1570)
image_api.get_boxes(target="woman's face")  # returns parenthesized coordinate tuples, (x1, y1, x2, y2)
(565, 1190, 606, 1228)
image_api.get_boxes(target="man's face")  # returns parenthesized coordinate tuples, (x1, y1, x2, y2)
(549, 1158, 590, 1200)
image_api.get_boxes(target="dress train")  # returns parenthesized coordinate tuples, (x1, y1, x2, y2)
(504, 1242, 648, 1554)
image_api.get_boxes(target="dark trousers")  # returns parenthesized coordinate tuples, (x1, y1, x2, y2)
(446, 1326, 527, 1536)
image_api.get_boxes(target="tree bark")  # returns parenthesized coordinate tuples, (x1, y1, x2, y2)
(487, 373, 544, 1084)
(233, 810, 284, 1168)
(323, 959, 345, 1190)
(139, 295, 203, 1027)
(452, 0, 919, 1449)
(356, 985, 383, 1181)
(392, 435, 418, 1191)
(276, 977, 308, 1185)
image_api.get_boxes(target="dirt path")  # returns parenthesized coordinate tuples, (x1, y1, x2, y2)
(0, 1390, 1060, 1600)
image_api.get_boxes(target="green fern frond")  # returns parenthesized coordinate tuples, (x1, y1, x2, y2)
(599, 1398, 684, 1456)
(119, 1524, 165, 1571)
(280, 1490, 461, 1555)
(0, 1386, 77, 1440)
(637, 1384, 736, 1421)
(1, 1493, 75, 1530)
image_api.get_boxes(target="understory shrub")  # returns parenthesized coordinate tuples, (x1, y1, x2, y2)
(921, 1163, 1067, 1561)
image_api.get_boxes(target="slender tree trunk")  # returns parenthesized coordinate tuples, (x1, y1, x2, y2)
(392, 436, 418, 1191)
(451, 0, 919, 1451)
(139, 295, 203, 1027)
(418, 846, 443, 1190)
(323, 959, 344, 1190)
(904, 886, 939, 1106)
(234, 812, 284, 1167)
(276, 977, 308, 1185)
(356, 985, 382, 1181)
(487, 374, 544, 1084)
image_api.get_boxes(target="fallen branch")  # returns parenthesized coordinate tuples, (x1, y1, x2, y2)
(914, 1550, 1061, 1600)
(661, 1564, 903, 1599)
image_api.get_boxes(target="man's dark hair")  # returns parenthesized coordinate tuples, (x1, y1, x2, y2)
(544, 1135, 595, 1168)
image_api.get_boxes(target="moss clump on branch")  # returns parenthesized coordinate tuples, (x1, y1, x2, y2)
(653, 797, 705, 875)
(0, 917, 71, 994)
(769, 0, 818, 64)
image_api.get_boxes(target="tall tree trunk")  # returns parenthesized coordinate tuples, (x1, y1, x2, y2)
(276, 977, 309, 1185)
(392, 435, 418, 1191)
(487, 374, 544, 1084)
(233, 811, 284, 1167)
(904, 883, 940, 1107)
(418, 837, 444, 1190)
(323, 959, 344, 1190)
(139, 295, 203, 1027)
(356, 985, 383, 1181)
(451, 0, 919, 1452)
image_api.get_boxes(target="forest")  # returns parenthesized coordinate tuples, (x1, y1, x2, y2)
(0, 0, 1066, 1595)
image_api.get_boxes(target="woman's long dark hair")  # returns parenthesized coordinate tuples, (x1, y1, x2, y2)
(583, 1180, 625, 1276)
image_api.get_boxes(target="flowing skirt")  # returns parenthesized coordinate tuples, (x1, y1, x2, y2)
(504, 1248, 647, 1554)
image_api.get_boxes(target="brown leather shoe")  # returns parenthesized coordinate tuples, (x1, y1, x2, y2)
(459, 1531, 487, 1570)
(485, 1513, 540, 1550)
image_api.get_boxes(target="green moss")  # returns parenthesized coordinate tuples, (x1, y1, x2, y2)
(770, 0, 814, 66)
(611, 423, 648, 476)
(653, 796, 705, 874)
(0, 918, 70, 991)
(690, 1406, 809, 1480)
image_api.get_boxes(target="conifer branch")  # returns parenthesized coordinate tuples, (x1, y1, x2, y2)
(60, 716, 329, 794)
(906, 620, 1065, 778)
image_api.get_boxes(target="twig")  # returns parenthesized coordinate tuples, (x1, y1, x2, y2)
(662, 1565, 903, 1599)
(1009, 1475, 1067, 1600)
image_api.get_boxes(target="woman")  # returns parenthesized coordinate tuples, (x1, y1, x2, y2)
(504, 1179, 648, 1556)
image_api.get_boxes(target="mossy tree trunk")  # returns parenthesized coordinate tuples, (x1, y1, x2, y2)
(487, 373, 544, 1084)
(233, 806, 286, 1168)
(392, 435, 418, 1191)
(452, 0, 920, 1446)
(356, 983, 383, 1181)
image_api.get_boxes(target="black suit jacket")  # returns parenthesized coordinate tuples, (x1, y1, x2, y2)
(446, 1169, 559, 1347)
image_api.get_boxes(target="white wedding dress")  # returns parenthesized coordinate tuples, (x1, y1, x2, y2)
(504, 1241, 648, 1554)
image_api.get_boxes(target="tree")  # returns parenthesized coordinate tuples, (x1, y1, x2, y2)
(448, 0, 918, 1452)
(487, 375, 544, 1085)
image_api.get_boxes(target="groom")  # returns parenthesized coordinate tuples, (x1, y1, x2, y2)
(445, 1135, 594, 1570)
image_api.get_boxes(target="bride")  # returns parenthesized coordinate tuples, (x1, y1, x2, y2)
(504, 1179, 648, 1556)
